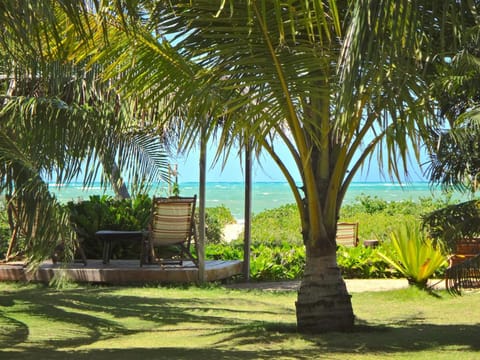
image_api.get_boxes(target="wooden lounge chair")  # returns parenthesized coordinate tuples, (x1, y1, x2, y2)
(335, 222, 359, 247)
(140, 195, 198, 267)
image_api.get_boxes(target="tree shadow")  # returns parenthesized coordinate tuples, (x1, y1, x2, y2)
(0, 347, 321, 360)
(299, 320, 480, 355)
(1, 284, 479, 358)
(0, 284, 294, 350)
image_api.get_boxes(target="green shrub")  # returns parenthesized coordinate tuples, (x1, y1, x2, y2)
(249, 242, 305, 280)
(67, 195, 152, 259)
(205, 242, 243, 260)
(340, 194, 454, 219)
(378, 221, 448, 288)
(206, 241, 305, 281)
(206, 240, 413, 281)
(337, 245, 396, 279)
(205, 205, 236, 226)
(358, 195, 388, 214)
(250, 204, 302, 245)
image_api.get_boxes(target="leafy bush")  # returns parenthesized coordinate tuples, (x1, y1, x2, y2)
(250, 204, 302, 245)
(340, 194, 455, 242)
(249, 242, 305, 281)
(378, 221, 448, 288)
(205, 242, 243, 260)
(204, 195, 455, 281)
(67, 195, 152, 259)
(206, 240, 402, 281)
(206, 241, 305, 281)
(205, 205, 236, 226)
(337, 245, 396, 279)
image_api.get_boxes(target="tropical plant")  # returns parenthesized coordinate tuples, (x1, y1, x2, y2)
(3, 1, 476, 333)
(422, 20, 480, 288)
(110, 1, 461, 333)
(423, 200, 480, 250)
(250, 204, 302, 245)
(66, 195, 152, 259)
(426, 23, 480, 195)
(0, 3, 170, 263)
(337, 245, 395, 279)
(378, 222, 448, 288)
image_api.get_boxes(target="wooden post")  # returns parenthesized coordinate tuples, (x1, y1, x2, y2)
(198, 130, 207, 283)
(243, 140, 252, 281)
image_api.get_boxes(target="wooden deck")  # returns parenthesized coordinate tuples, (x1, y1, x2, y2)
(0, 259, 243, 284)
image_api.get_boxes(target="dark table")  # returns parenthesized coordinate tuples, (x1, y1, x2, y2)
(95, 230, 145, 264)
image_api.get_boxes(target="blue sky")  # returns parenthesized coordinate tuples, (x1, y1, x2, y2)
(176, 140, 429, 183)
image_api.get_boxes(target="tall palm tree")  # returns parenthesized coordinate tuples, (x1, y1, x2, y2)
(4, 0, 475, 333)
(90, 0, 441, 333)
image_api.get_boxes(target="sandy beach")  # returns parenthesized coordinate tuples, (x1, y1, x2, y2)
(222, 222, 244, 242)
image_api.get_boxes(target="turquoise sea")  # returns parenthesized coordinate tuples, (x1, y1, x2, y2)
(48, 181, 471, 220)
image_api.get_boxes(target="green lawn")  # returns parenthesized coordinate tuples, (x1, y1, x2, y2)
(0, 282, 479, 359)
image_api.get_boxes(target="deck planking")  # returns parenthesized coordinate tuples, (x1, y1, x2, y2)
(0, 259, 243, 284)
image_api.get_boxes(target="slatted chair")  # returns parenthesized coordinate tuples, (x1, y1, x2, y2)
(140, 195, 198, 267)
(445, 237, 480, 294)
(335, 222, 359, 247)
(448, 237, 480, 268)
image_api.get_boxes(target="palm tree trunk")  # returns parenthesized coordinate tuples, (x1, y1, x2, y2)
(107, 161, 130, 200)
(99, 153, 130, 200)
(5, 195, 18, 260)
(296, 248, 354, 333)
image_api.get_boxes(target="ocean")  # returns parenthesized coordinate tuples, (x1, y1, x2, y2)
(48, 181, 470, 220)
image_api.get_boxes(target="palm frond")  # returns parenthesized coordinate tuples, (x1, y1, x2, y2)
(0, 6, 172, 263)
(422, 200, 480, 250)
(424, 123, 480, 193)
(0, 128, 76, 264)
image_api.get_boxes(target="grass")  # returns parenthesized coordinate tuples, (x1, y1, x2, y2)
(0, 282, 479, 359)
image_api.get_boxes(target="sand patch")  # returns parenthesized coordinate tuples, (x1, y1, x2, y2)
(223, 222, 244, 242)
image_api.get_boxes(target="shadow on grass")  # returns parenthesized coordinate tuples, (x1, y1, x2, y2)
(0, 284, 293, 350)
(0, 347, 320, 360)
(307, 322, 480, 354)
(1, 321, 479, 360)
(0, 284, 479, 358)
(217, 320, 480, 354)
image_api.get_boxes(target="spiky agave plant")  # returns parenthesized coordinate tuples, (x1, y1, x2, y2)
(378, 221, 448, 288)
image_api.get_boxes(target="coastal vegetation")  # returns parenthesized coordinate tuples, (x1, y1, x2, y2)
(0, 194, 451, 283)
(214, 194, 452, 282)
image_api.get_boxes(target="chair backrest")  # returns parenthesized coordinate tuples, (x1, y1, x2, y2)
(336, 222, 359, 247)
(149, 195, 197, 246)
(455, 237, 480, 256)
